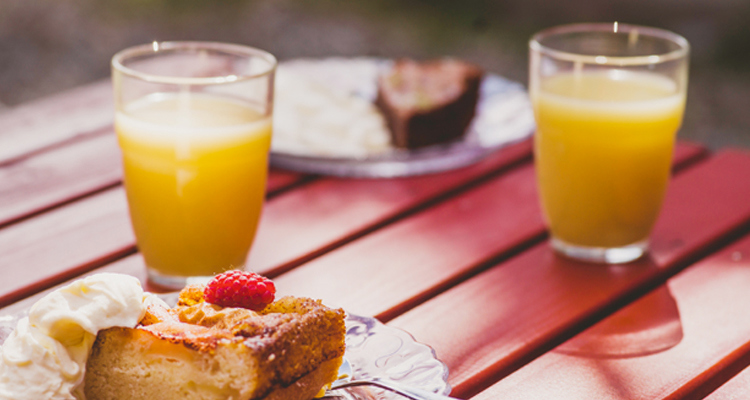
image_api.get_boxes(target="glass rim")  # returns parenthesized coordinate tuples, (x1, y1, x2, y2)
(111, 41, 277, 86)
(529, 23, 690, 66)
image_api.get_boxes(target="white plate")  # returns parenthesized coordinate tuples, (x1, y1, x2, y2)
(271, 58, 535, 178)
(0, 294, 451, 399)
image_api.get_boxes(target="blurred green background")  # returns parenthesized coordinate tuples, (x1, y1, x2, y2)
(2, 0, 749, 148)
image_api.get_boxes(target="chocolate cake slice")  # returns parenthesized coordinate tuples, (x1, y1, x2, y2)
(375, 59, 483, 149)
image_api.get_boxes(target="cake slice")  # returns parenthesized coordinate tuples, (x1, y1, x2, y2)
(83, 285, 346, 400)
(375, 59, 483, 149)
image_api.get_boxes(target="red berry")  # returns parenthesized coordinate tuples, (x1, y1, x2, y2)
(203, 270, 276, 311)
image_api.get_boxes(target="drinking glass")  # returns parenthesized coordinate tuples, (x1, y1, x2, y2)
(112, 42, 276, 288)
(529, 23, 689, 263)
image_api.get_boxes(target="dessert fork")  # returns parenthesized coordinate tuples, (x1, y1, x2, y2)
(323, 358, 460, 400)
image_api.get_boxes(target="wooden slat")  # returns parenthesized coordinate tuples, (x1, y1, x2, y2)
(472, 233, 750, 400)
(0, 127, 308, 228)
(0, 140, 532, 307)
(386, 150, 750, 399)
(267, 168, 313, 195)
(246, 139, 534, 276)
(261, 141, 711, 278)
(272, 160, 545, 319)
(705, 363, 750, 399)
(672, 141, 708, 169)
(0, 253, 147, 317)
(0, 141, 701, 311)
(0, 80, 112, 164)
(268, 142, 706, 320)
(0, 134, 122, 227)
(0, 77, 703, 233)
(0, 161, 309, 306)
(0, 140, 703, 308)
(0, 76, 308, 226)
(0, 189, 135, 306)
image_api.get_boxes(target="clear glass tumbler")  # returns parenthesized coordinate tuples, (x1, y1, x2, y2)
(112, 42, 276, 288)
(529, 23, 689, 263)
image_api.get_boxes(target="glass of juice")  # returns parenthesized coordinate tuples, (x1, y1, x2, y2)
(111, 42, 276, 288)
(529, 24, 689, 263)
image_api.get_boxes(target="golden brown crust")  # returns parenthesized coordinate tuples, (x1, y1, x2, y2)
(245, 297, 347, 394)
(139, 302, 175, 326)
(176, 284, 206, 307)
(140, 321, 234, 352)
(263, 356, 343, 400)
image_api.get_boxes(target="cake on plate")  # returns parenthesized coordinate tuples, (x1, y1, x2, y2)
(84, 271, 346, 400)
(0, 271, 346, 400)
(375, 59, 483, 149)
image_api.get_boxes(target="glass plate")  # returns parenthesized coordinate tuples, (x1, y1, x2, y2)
(0, 293, 451, 399)
(338, 314, 451, 399)
(271, 58, 535, 178)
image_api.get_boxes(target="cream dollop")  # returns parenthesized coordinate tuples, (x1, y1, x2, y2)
(273, 61, 392, 159)
(0, 273, 148, 400)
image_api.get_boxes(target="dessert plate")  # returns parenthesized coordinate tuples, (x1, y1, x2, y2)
(0, 295, 451, 400)
(271, 58, 535, 178)
(334, 313, 451, 399)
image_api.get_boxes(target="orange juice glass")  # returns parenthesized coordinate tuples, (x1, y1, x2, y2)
(112, 42, 276, 288)
(530, 24, 689, 263)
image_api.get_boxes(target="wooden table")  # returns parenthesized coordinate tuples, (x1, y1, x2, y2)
(3, 80, 750, 399)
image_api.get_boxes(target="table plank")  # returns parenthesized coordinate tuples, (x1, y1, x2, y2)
(246, 139, 534, 276)
(0, 140, 699, 311)
(267, 168, 315, 196)
(0, 189, 135, 306)
(386, 150, 750, 399)
(0, 140, 530, 307)
(256, 140, 702, 278)
(0, 80, 112, 164)
(0, 253, 147, 317)
(472, 233, 750, 400)
(0, 141, 703, 309)
(272, 160, 545, 319)
(270, 142, 706, 320)
(0, 134, 121, 227)
(0, 162, 306, 307)
(705, 363, 750, 399)
(0, 128, 308, 227)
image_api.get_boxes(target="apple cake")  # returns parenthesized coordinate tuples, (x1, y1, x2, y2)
(83, 285, 346, 400)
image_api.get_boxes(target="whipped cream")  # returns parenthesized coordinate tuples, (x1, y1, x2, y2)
(273, 60, 392, 159)
(0, 273, 151, 400)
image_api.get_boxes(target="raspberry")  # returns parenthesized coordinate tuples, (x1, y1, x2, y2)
(203, 270, 276, 311)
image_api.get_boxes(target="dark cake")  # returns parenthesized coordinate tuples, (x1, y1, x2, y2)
(375, 59, 483, 149)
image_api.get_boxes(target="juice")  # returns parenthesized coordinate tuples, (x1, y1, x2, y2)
(116, 92, 272, 278)
(533, 70, 685, 248)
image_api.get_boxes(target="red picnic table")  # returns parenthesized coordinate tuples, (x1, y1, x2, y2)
(2, 79, 750, 399)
